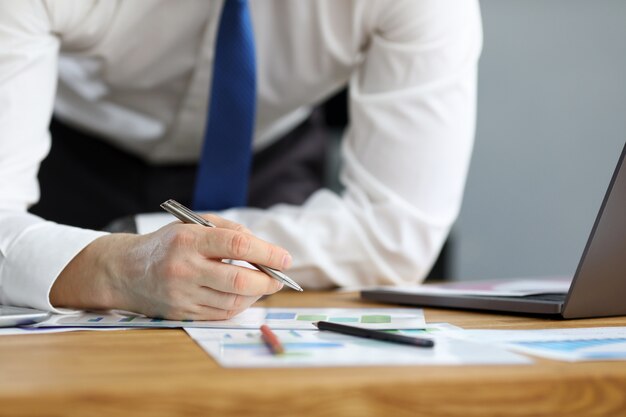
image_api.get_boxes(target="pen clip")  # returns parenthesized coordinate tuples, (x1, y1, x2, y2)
(160, 199, 217, 228)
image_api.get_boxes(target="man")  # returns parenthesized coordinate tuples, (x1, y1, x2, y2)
(0, 0, 482, 319)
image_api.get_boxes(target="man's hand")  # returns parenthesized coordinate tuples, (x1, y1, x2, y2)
(50, 215, 292, 320)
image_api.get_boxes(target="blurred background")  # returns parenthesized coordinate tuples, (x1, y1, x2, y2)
(452, 0, 626, 281)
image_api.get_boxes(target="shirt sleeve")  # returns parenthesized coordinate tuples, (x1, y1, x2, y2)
(0, 1, 107, 312)
(222, 0, 483, 288)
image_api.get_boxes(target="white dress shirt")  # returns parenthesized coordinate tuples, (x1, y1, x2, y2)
(0, 0, 482, 312)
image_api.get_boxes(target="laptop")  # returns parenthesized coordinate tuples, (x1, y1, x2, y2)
(362, 141, 626, 319)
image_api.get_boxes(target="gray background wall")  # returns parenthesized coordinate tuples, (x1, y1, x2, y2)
(452, 0, 626, 280)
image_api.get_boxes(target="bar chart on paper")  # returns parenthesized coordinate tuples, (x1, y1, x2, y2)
(33, 308, 426, 330)
(512, 337, 626, 361)
(446, 327, 626, 362)
(259, 308, 426, 329)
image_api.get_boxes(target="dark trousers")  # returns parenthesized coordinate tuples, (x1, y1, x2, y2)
(30, 115, 328, 230)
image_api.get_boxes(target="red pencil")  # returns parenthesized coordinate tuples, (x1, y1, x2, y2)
(260, 324, 285, 355)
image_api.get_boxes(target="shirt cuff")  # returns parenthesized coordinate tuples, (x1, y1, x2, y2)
(1, 221, 107, 314)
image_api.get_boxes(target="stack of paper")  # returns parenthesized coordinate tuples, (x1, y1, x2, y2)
(16, 307, 626, 366)
(27, 307, 531, 367)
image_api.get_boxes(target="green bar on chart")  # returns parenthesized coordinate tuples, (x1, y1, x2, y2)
(361, 315, 392, 324)
(328, 317, 359, 323)
(296, 315, 327, 321)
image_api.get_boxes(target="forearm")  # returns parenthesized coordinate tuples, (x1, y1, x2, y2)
(220, 187, 454, 289)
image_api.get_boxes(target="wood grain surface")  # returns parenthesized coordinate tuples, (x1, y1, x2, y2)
(2, 291, 626, 417)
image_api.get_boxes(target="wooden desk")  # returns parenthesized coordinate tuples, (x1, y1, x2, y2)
(2, 291, 626, 417)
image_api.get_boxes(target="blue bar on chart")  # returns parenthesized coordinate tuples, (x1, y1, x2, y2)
(265, 312, 297, 320)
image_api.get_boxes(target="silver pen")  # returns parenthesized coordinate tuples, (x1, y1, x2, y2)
(160, 199, 303, 292)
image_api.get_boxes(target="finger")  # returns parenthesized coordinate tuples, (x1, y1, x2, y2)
(199, 213, 252, 234)
(198, 228, 291, 270)
(192, 286, 261, 312)
(197, 260, 284, 296)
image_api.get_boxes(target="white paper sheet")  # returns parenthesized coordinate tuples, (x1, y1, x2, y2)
(376, 277, 572, 297)
(184, 323, 531, 367)
(445, 326, 626, 361)
(33, 308, 426, 330)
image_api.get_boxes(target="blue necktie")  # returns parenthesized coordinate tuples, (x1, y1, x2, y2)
(193, 0, 256, 211)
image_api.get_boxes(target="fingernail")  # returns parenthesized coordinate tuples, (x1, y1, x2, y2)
(282, 253, 292, 270)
